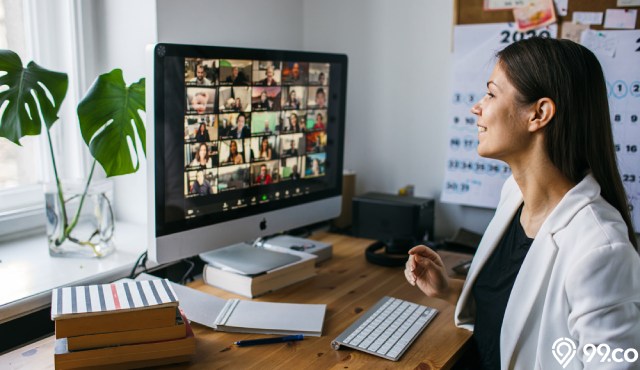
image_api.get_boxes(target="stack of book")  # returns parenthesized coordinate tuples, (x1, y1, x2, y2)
(51, 279, 196, 369)
(202, 244, 317, 298)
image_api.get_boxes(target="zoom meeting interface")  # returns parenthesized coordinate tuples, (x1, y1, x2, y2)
(159, 56, 342, 224)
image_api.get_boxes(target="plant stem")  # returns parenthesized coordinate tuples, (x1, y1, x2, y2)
(64, 159, 97, 236)
(45, 128, 68, 245)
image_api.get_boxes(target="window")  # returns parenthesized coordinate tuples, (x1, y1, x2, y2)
(0, 0, 50, 239)
(0, 0, 40, 196)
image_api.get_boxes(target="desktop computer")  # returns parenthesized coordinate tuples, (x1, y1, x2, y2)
(146, 43, 348, 264)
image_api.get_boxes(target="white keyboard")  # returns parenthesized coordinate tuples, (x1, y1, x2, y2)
(331, 296, 438, 361)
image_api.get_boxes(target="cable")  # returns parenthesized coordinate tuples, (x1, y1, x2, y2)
(129, 251, 148, 279)
(179, 258, 195, 285)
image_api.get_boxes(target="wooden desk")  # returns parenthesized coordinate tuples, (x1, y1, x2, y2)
(1, 232, 472, 369)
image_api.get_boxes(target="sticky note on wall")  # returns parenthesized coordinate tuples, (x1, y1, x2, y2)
(604, 9, 638, 29)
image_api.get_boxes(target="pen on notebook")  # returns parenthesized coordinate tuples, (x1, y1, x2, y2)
(234, 334, 304, 347)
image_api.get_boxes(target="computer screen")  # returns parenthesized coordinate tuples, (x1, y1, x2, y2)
(146, 44, 347, 264)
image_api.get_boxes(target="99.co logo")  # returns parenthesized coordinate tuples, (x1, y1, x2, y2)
(583, 343, 639, 364)
(552, 338, 639, 368)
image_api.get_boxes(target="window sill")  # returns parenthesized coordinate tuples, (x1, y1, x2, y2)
(0, 222, 152, 324)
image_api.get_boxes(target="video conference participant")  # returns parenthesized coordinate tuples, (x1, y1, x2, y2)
(312, 112, 325, 130)
(405, 38, 640, 369)
(195, 122, 211, 142)
(189, 143, 212, 169)
(225, 66, 250, 86)
(229, 113, 251, 139)
(218, 116, 233, 138)
(189, 170, 213, 195)
(290, 163, 301, 180)
(254, 164, 272, 185)
(257, 137, 273, 161)
(253, 90, 274, 111)
(283, 62, 308, 84)
(285, 90, 301, 109)
(189, 64, 213, 86)
(313, 88, 327, 109)
(283, 139, 298, 157)
(218, 164, 250, 191)
(187, 88, 215, 115)
(283, 112, 303, 133)
(221, 140, 244, 165)
(257, 65, 279, 86)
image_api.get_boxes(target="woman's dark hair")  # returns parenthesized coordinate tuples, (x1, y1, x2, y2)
(497, 37, 637, 249)
(195, 143, 209, 162)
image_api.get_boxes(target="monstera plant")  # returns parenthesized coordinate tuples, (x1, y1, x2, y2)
(0, 49, 145, 257)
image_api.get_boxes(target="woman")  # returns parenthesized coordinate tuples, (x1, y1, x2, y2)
(259, 137, 272, 160)
(286, 90, 300, 109)
(189, 143, 211, 169)
(255, 91, 273, 110)
(195, 122, 210, 142)
(310, 159, 320, 176)
(405, 38, 640, 369)
(313, 113, 325, 130)
(288, 112, 301, 132)
(225, 140, 243, 165)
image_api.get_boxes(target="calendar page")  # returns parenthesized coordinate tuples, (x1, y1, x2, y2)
(581, 29, 640, 232)
(441, 23, 557, 208)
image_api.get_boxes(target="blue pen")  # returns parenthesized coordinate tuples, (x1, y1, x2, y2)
(234, 334, 304, 347)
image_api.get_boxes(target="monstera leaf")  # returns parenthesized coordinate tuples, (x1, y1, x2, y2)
(0, 49, 68, 145)
(77, 69, 145, 177)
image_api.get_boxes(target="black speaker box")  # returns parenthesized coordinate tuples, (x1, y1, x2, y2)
(352, 193, 435, 266)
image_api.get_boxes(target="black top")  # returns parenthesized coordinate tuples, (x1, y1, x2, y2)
(472, 204, 533, 370)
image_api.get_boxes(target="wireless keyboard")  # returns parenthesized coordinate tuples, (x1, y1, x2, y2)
(331, 296, 438, 361)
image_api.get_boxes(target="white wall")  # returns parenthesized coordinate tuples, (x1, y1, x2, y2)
(302, 0, 494, 238)
(91, 0, 495, 238)
(84, 0, 157, 224)
(155, 0, 304, 49)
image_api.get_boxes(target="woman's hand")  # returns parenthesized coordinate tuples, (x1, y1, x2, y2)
(404, 245, 463, 305)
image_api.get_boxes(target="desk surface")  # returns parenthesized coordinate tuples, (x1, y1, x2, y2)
(1, 232, 472, 370)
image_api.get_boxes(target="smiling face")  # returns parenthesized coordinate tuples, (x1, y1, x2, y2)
(471, 63, 532, 162)
(191, 92, 208, 114)
(196, 65, 205, 81)
(316, 90, 325, 107)
(198, 144, 207, 160)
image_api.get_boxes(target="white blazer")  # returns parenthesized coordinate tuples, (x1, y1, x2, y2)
(455, 174, 640, 369)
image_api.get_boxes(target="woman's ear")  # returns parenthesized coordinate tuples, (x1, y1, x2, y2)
(528, 97, 555, 132)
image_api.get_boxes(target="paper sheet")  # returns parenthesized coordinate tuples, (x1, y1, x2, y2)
(573, 11, 604, 25)
(604, 9, 638, 29)
(483, 0, 526, 10)
(580, 30, 640, 231)
(560, 22, 590, 43)
(617, 0, 640, 6)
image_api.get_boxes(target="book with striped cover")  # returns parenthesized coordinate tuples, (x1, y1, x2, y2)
(51, 279, 180, 338)
(51, 279, 178, 319)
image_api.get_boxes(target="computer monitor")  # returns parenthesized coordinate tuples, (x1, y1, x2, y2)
(146, 43, 348, 264)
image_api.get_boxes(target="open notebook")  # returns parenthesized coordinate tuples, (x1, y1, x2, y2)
(214, 299, 325, 336)
(134, 274, 326, 336)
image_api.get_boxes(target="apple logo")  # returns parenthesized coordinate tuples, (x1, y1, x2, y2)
(259, 218, 267, 230)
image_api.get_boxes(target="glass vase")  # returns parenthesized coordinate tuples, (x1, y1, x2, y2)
(45, 179, 115, 258)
